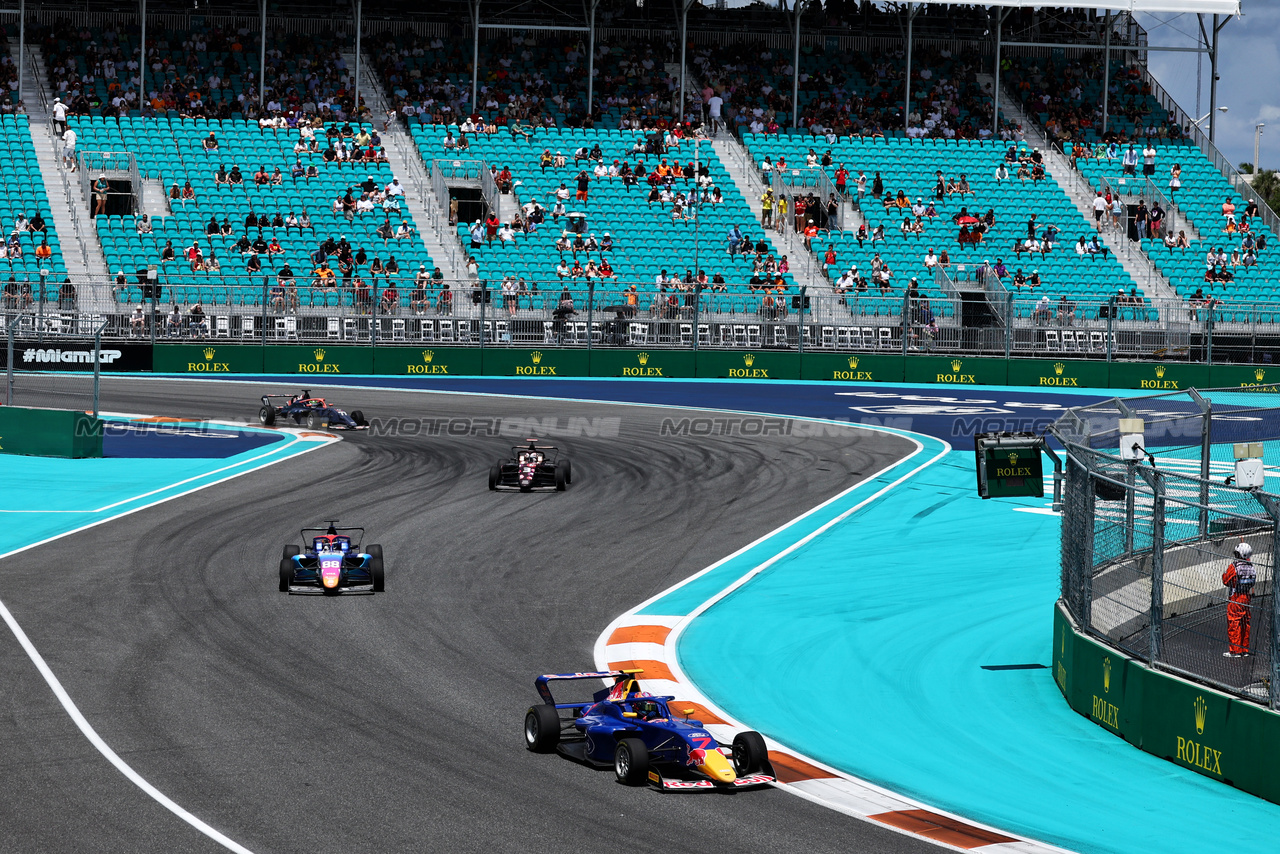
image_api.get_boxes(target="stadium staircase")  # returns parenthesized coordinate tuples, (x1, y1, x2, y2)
(995, 84, 1179, 304)
(353, 50, 464, 279)
(15, 43, 111, 311)
(711, 135, 830, 295)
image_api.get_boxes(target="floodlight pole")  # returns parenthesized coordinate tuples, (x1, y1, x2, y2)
(470, 0, 482, 116)
(991, 7, 1010, 139)
(790, 2, 802, 130)
(138, 0, 146, 111)
(1100, 13, 1111, 136)
(259, 0, 267, 106)
(903, 3, 917, 135)
(585, 0, 598, 120)
(16, 0, 23, 108)
(1208, 14, 1227, 144)
(353, 0, 363, 116)
(676, 0, 695, 121)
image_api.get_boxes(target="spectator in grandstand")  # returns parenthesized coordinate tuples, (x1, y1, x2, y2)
(1120, 145, 1137, 175)
(188, 302, 208, 337)
(136, 214, 153, 236)
(92, 175, 110, 216)
(379, 282, 400, 313)
(166, 304, 183, 336)
(161, 240, 175, 263)
(203, 132, 219, 152)
(34, 238, 52, 262)
(228, 165, 244, 185)
(57, 279, 76, 310)
(61, 126, 77, 171)
(129, 303, 145, 335)
(52, 97, 67, 136)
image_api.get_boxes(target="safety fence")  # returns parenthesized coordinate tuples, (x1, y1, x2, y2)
(14, 279, 1280, 364)
(1053, 389, 1280, 709)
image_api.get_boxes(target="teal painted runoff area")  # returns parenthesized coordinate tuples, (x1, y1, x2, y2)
(677, 451, 1280, 854)
(637, 425, 941, 618)
(0, 422, 307, 551)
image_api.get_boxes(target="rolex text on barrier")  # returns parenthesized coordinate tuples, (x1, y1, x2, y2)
(974, 432, 1045, 499)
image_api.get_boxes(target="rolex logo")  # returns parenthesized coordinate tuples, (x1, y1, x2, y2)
(1008, 451, 1019, 465)
(203, 348, 216, 360)
(1053, 362, 1065, 376)
(848, 356, 859, 369)
(744, 353, 756, 367)
(1194, 696, 1207, 735)
(1155, 365, 1166, 378)
(422, 349, 434, 363)
(638, 352, 650, 365)
(1256, 368, 1266, 382)
(951, 359, 963, 372)
(314, 348, 326, 361)
(531, 350, 543, 364)
(1103, 657, 1111, 693)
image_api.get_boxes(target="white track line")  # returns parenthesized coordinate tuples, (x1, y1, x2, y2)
(0, 425, 336, 853)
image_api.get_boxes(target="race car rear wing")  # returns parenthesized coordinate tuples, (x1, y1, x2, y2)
(536, 670, 634, 707)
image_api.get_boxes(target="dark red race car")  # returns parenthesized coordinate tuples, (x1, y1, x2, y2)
(489, 442, 572, 492)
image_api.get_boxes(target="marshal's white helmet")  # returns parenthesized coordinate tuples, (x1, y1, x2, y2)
(1235, 542, 1253, 560)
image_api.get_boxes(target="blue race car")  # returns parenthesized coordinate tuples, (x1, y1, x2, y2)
(279, 522, 385, 594)
(259, 390, 368, 430)
(523, 670, 775, 791)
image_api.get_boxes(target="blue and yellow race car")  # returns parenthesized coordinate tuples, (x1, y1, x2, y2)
(279, 522, 385, 594)
(523, 670, 775, 791)
(258, 390, 368, 430)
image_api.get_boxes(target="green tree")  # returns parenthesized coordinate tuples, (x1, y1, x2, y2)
(1239, 162, 1255, 174)
(1252, 170, 1280, 214)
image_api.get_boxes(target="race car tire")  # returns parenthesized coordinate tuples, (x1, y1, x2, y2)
(614, 738, 649, 786)
(732, 731, 769, 776)
(259, 405, 276, 426)
(524, 705, 560, 753)
(278, 559, 292, 592)
(488, 463, 500, 491)
(368, 544, 385, 592)
(351, 409, 367, 426)
(562, 457, 572, 484)
(307, 411, 324, 430)
(282, 544, 301, 560)
(555, 463, 567, 491)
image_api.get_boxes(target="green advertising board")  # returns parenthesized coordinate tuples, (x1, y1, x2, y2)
(373, 346, 483, 376)
(695, 349, 802, 380)
(1053, 602, 1280, 804)
(481, 347, 591, 377)
(1208, 363, 1280, 394)
(903, 355, 1008, 386)
(800, 352, 906, 383)
(1108, 361, 1212, 392)
(153, 344, 266, 374)
(590, 348, 695, 378)
(0, 406, 103, 458)
(262, 344, 374, 375)
(1007, 358, 1111, 390)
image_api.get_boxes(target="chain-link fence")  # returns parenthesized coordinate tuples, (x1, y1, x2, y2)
(1055, 390, 1280, 707)
(17, 273, 1280, 360)
(4, 314, 108, 416)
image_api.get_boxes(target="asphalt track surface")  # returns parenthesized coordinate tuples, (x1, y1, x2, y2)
(0, 377, 935, 854)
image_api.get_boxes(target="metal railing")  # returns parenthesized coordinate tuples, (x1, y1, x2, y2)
(1054, 389, 1280, 708)
(15, 277, 1280, 363)
(1140, 65, 1280, 241)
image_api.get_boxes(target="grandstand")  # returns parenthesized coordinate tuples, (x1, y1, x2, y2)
(1, 1, 1269, 358)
